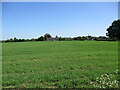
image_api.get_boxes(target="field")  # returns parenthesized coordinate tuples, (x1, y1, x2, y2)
(2, 41, 118, 88)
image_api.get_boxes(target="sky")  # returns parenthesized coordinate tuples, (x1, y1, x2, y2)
(2, 0, 120, 2)
(2, 2, 118, 40)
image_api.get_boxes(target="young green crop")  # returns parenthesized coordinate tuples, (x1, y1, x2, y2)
(2, 41, 118, 88)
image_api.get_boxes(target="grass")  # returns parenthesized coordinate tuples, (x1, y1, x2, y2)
(2, 41, 119, 88)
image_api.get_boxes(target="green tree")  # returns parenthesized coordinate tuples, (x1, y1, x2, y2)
(44, 33, 52, 40)
(5, 39, 10, 43)
(59, 36, 62, 41)
(31, 38, 35, 41)
(78, 36, 83, 41)
(55, 35, 58, 38)
(37, 36, 44, 41)
(10, 38, 13, 42)
(106, 19, 120, 40)
(14, 37, 18, 42)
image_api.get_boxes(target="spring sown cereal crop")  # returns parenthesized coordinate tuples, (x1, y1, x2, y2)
(2, 41, 119, 88)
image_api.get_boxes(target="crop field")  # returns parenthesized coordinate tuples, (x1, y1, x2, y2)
(2, 41, 119, 88)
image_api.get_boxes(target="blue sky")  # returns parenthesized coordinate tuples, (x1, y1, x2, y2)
(2, 2, 118, 40)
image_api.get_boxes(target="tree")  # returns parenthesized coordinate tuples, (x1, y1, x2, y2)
(78, 36, 84, 41)
(10, 38, 13, 42)
(106, 19, 120, 40)
(31, 38, 35, 41)
(82, 36, 88, 41)
(73, 37, 78, 40)
(37, 36, 44, 41)
(97, 36, 107, 41)
(5, 39, 11, 43)
(13, 37, 18, 42)
(44, 33, 52, 41)
(59, 36, 62, 41)
(18, 39, 22, 42)
(55, 35, 58, 38)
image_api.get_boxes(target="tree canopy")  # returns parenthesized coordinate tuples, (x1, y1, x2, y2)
(44, 33, 52, 40)
(106, 19, 120, 40)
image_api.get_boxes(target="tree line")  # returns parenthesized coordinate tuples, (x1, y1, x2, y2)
(2, 19, 120, 43)
(1, 35, 116, 43)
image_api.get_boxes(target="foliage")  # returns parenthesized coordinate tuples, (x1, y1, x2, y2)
(106, 19, 120, 40)
(2, 35, 113, 43)
(37, 36, 44, 41)
(97, 36, 107, 41)
(2, 34, 111, 43)
(44, 33, 52, 41)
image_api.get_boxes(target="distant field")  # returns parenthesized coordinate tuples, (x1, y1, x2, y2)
(2, 41, 118, 88)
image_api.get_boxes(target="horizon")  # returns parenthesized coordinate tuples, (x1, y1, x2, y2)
(1, 33, 109, 41)
(2, 2, 118, 40)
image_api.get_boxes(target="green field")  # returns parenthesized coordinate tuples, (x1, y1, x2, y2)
(2, 41, 119, 88)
